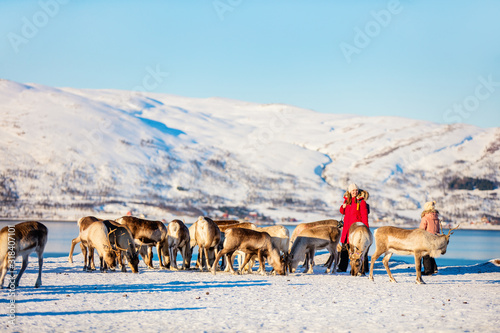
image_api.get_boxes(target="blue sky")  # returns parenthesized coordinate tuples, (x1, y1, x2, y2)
(1, 0, 499, 128)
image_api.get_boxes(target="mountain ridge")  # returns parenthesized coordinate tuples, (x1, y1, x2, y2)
(1, 79, 498, 224)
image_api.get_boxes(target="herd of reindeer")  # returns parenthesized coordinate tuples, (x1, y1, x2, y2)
(0, 216, 459, 289)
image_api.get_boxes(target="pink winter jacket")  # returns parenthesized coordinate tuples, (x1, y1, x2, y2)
(419, 210, 440, 235)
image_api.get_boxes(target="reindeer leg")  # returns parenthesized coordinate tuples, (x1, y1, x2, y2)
(211, 248, 227, 275)
(203, 247, 212, 272)
(158, 242, 166, 269)
(369, 248, 384, 281)
(35, 249, 44, 288)
(257, 251, 267, 276)
(180, 246, 188, 270)
(80, 243, 88, 271)
(333, 246, 339, 274)
(382, 253, 396, 283)
(119, 251, 126, 272)
(89, 246, 96, 271)
(326, 246, 334, 274)
(414, 252, 425, 284)
(146, 246, 154, 269)
(163, 244, 171, 270)
(68, 236, 80, 263)
(196, 247, 202, 270)
(306, 248, 315, 274)
(14, 255, 29, 288)
(301, 252, 309, 268)
(230, 253, 240, 272)
(323, 254, 333, 268)
(0, 256, 9, 289)
(170, 247, 179, 271)
(239, 253, 253, 275)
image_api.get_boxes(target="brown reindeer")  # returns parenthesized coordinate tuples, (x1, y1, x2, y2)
(216, 221, 257, 272)
(348, 222, 373, 276)
(165, 219, 191, 270)
(102, 220, 139, 273)
(369, 225, 459, 284)
(288, 225, 340, 274)
(233, 225, 290, 274)
(68, 216, 102, 264)
(211, 228, 286, 276)
(84, 221, 117, 273)
(291, 219, 340, 268)
(0, 221, 48, 288)
(116, 216, 168, 269)
(195, 216, 221, 272)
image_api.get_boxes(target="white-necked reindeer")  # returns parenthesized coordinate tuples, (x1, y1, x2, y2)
(84, 221, 117, 273)
(0, 221, 48, 288)
(348, 222, 373, 276)
(165, 219, 191, 270)
(68, 216, 101, 264)
(369, 224, 459, 284)
(195, 216, 221, 272)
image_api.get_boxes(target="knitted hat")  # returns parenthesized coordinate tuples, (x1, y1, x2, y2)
(348, 183, 358, 192)
(423, 201, 436, 211)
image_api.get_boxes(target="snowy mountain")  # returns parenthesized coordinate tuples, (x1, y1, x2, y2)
(1, 79, 499, 224)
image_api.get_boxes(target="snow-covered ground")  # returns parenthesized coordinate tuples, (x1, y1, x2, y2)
(2, 254, 499, 332)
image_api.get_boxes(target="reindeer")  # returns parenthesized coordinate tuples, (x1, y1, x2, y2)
(84, 221, 117, 273)
(217, 221, 257, 272)
(290, 219, 340, 268)
(195, 216, 221, 272)
(0, 221, 48, 288)
(165, 219, 191, 270)
(116, 216, 168, 269)
(288, 225, 340, 274)
(290, 219, 340, 245)
(231, 225, 290, 274)
(369, 224, 459, 284)
(211, 227, 285, 276)
(102, 220, 139, 273)
(348, 222, 373, 276)
(68, 216, 102, 263)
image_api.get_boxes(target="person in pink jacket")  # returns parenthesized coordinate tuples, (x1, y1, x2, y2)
(419, 200, 441, 275)
(338, 183, 369, 272)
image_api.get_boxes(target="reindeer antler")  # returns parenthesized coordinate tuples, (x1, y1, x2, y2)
(447, 224, 460, 237)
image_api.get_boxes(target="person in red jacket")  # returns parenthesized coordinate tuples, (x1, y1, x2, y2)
(419, 200, 440, 275)
(338, 183, 369, 272)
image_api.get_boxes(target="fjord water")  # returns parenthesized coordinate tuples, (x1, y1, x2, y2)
(1, 222, 499, 266)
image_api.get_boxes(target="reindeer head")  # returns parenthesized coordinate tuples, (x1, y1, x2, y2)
(349, 249, 363, 276)
(268, 248, 286, 275)
(103, 245, 117, 270)
(439, 222, 460, 255)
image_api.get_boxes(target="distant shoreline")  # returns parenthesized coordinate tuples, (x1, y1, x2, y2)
(1, 218, 500, 230)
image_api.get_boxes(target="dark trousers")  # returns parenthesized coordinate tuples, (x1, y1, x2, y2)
(338, 245, 370, 273)
(422, 255, 438, 274)
(338, 246, 349, 272)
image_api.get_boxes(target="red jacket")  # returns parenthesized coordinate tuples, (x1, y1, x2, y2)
(339, 195, 369, 243)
